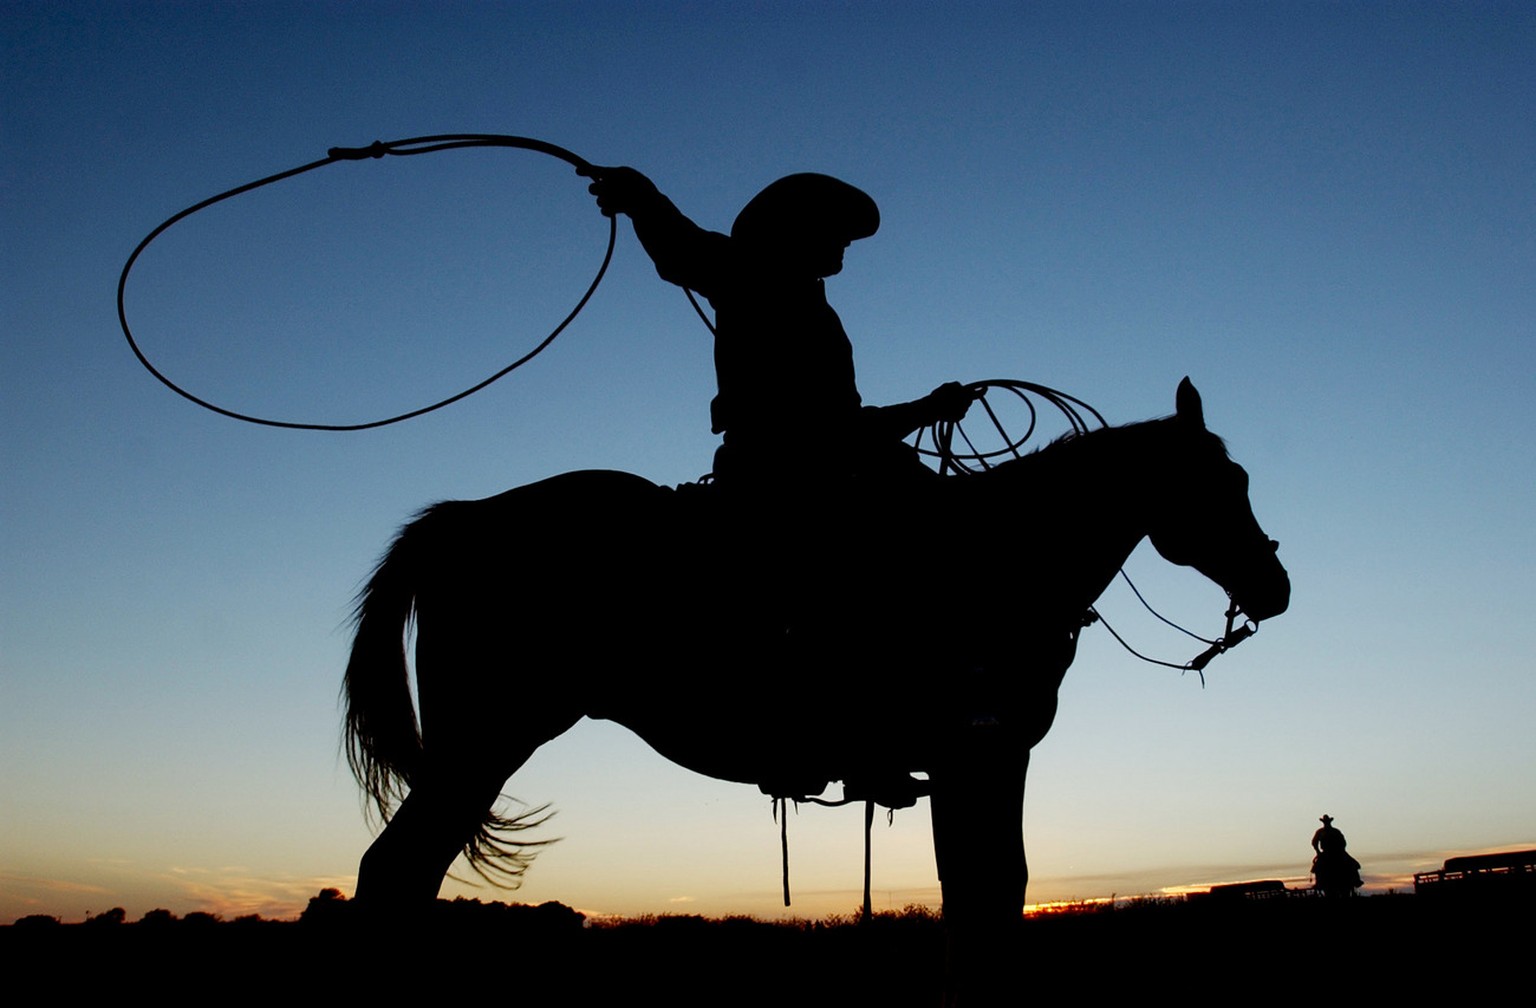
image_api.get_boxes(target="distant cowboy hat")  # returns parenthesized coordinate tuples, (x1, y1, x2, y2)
(731, 173, 879, 248)
(1319, 814, 1334, 825)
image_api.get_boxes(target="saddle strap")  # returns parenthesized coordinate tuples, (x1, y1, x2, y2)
(779, 797, 791, 907)
(862, 800, 875, 920)
(775, 796, 879, 918)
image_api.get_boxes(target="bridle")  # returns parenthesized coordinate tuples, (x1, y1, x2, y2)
(1086, 593, 1259, 686)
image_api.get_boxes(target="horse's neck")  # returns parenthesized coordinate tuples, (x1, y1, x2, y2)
(986, 421, 1167, 601)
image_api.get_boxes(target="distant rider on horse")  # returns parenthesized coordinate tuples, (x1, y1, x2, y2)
(1311, 814, 1363, 897)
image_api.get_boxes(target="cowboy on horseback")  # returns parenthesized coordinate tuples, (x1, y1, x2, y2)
(583, 166, 974, 488)
(1311, 814, 1363, 896)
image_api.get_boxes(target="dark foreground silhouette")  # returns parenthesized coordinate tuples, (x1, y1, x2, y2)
(342, 379, 1288, 1002)
(6, 894, 1517, 1003)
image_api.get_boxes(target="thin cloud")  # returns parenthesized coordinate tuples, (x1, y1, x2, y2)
(158, 867, 356, 920)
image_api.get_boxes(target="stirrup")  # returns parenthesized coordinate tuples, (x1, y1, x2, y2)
(842, 774, 931, 811)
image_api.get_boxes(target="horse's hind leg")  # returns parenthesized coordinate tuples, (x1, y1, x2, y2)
(354, 704, 580, 908)
(354, 761, 511, 906)
(354, 613, 580, 909)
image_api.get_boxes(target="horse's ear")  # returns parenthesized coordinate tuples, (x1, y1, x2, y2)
(1176, 377, 1205, 429)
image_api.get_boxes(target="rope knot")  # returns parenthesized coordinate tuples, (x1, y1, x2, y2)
(327, 140, 390, 160)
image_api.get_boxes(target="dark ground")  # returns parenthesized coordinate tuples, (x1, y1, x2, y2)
(5, 893, 1516, 1003)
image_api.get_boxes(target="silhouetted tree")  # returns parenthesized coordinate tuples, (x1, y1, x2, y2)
(300, 887, 349, 923)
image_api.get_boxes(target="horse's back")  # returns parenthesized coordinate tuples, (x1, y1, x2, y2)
(403, 469, 674, 615)
(411, 470, 672, 553)
(470, 468, 667, 514)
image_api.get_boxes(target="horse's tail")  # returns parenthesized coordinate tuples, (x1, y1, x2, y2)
(343, 507, 434, 829)
(343, 501, 555, 885)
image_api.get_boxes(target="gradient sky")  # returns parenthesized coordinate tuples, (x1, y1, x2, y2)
(4, 2, 1533, 923)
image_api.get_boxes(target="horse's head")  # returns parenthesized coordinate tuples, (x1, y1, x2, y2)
(1145, 379, 1290, 624)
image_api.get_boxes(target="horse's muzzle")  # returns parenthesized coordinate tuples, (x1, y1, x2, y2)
(1238, 546, 1290, 623)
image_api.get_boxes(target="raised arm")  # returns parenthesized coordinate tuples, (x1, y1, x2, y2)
(583, 166, 729, 297)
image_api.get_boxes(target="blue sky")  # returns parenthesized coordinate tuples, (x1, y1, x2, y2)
(3, 2, 1533, 921)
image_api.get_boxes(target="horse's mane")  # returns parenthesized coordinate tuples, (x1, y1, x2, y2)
(981, 414, 1229, 482)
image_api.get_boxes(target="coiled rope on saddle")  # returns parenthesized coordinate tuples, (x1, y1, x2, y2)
(117, 134, 616, 431)
(912, 378, 1106, 475)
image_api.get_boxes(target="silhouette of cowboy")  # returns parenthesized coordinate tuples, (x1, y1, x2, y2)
(584, 167, 974, 488)
(1311, 814, 1363, 897)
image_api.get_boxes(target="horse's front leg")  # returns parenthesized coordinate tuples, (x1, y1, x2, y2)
(930, 727, 1029, 1006)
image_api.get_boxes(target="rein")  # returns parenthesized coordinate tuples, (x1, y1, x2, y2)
(118, 134, 616, 431)
(1085, 598, 1260, 687)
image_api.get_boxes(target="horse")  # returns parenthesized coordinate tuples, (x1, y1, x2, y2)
(342, 378, 1288, 997)
(1312, 850, 1364, 898)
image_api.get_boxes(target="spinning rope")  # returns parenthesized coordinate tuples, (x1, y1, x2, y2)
(117, 134, 616, 431)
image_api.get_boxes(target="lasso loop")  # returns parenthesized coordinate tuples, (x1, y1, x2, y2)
(117, 134, 614, 431)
